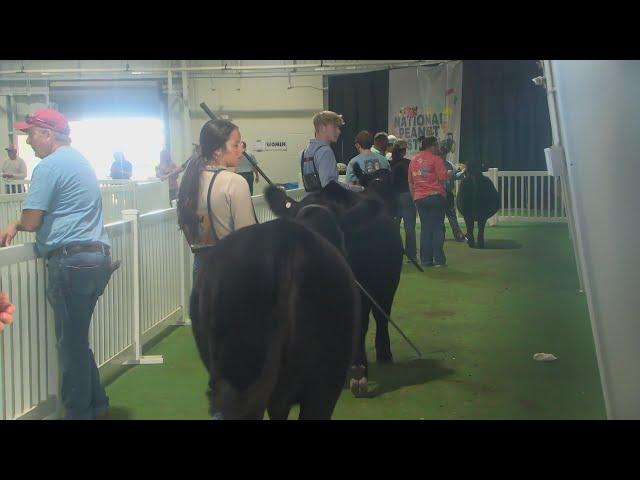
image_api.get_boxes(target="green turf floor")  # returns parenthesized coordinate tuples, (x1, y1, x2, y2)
(104, 222, 606, 420)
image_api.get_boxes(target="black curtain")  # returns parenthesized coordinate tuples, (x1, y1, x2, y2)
(459, 60, 552, 171)
(328, 70, 389, 164)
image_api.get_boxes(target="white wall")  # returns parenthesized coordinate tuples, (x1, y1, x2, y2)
(187, 75, 324, 185)
(551, 60, 640, 419)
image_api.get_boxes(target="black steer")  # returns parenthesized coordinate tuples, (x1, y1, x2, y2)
(456, 163, 500, 248)
(265, 179, 403, 395)
(190, 218, 360, 420)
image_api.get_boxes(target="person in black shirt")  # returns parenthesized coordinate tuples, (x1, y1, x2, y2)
(390, 140, 417, 262)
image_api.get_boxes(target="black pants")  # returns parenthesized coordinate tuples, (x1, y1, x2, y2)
(394, 191, 417, 260)
(239, 172, 254, 196)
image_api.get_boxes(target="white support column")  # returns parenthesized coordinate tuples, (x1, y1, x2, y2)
(122, 209, 163, 365)
(488, 168, 499, 227)
(181, 60, 192, 162)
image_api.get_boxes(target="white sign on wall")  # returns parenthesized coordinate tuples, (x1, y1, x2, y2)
(254, 140, 287, 152)
(265, 141, 287, 151)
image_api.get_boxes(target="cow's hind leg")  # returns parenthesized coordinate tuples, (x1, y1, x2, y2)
(372, 295, 393, 364)
(347, 298, 371, 397)
(298, 384, 342, 420)
(267, 379, 294, 420)
(477, 218, 487, 249)
(239, 408, 266, 420)
(464, 216, 475, 248)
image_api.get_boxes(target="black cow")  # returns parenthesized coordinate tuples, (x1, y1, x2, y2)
(266, 179, 403, 396)
(190, 218, 360, 420)
(456, 163, 500, 248)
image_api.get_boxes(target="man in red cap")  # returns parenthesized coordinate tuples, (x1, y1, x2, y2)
(2, 144, 28, 193)
(0, 108, 116, 420)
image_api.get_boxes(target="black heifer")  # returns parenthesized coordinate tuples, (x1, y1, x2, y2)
(266, 180, 403, 395)
(190, 218, 360, 420)
(456, 163, 500, 248)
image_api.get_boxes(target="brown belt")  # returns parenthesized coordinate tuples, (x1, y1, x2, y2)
(48, 243, 110, 259)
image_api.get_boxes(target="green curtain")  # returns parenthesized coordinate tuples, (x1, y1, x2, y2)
(328, 70, 389, 165)
(459, 60, 552, 171)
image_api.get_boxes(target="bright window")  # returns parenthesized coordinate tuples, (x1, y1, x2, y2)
(17, 116, 165, 180)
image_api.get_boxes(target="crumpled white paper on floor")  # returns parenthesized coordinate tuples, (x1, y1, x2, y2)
(533, 353, 558, 362)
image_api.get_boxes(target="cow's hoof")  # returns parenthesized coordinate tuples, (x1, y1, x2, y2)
(349, 364, 365, 380)
(358, 377, 368, 395)
(350, 378, 360, 396)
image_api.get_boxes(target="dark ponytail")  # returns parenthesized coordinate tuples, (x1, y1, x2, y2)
(177, 119, 238, 240)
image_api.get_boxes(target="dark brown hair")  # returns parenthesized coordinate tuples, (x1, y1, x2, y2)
(177, 119, 238, 240)
(355, 130, 373, 150)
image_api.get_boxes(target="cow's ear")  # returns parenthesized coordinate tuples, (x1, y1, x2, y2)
(265, 185, 299, 217)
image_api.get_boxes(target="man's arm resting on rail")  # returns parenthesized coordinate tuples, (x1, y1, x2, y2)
(0, 210, 44, 246)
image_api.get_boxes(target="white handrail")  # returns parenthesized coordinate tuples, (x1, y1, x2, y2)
(0, 207, 184, 420)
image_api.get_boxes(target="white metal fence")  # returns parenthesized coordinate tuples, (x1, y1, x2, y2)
(0, 206, 188, 420)
(450, 169, 566, 225)
(0, 180, 170, 242)
(489, 169, 566, 223)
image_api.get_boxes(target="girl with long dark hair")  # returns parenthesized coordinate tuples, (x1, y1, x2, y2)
(177, 119, 257, 280)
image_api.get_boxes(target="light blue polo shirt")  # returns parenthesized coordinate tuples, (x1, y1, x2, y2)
(22, 145, 110, 258)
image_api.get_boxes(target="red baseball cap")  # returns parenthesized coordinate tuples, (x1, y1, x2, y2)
(14, 108, 70, 135)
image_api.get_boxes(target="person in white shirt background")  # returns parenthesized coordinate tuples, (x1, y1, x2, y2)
(2, 144, 28, 193)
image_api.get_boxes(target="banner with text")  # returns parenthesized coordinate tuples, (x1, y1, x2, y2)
(389, 61, 463, 164)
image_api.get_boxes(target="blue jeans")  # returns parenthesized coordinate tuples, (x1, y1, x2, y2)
(415, 194, 447, 265)
(192, 249, 213, 284)
(46, 249, 113, 420)
(395, 192, 417, 260)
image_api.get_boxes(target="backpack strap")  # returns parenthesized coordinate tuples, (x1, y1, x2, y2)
(205, 169, 222, 244)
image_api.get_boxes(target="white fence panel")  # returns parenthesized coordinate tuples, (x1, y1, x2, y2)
(135, 182, 171, 215)
(90, 220, 135, 368)
(0, 207, 186, 420)
(138, 209, 183, 336)
(488, 170, 566, 223)
(0, 180, 168, 237)
(0, 245, 57, 420)
(0, 180, 31, 194)
(100, 186, 136, 225)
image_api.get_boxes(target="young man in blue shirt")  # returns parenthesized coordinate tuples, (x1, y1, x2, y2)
(300, 110, 344, 192)
(345, 130, 390, 185)
(0, 108, 115, 420)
